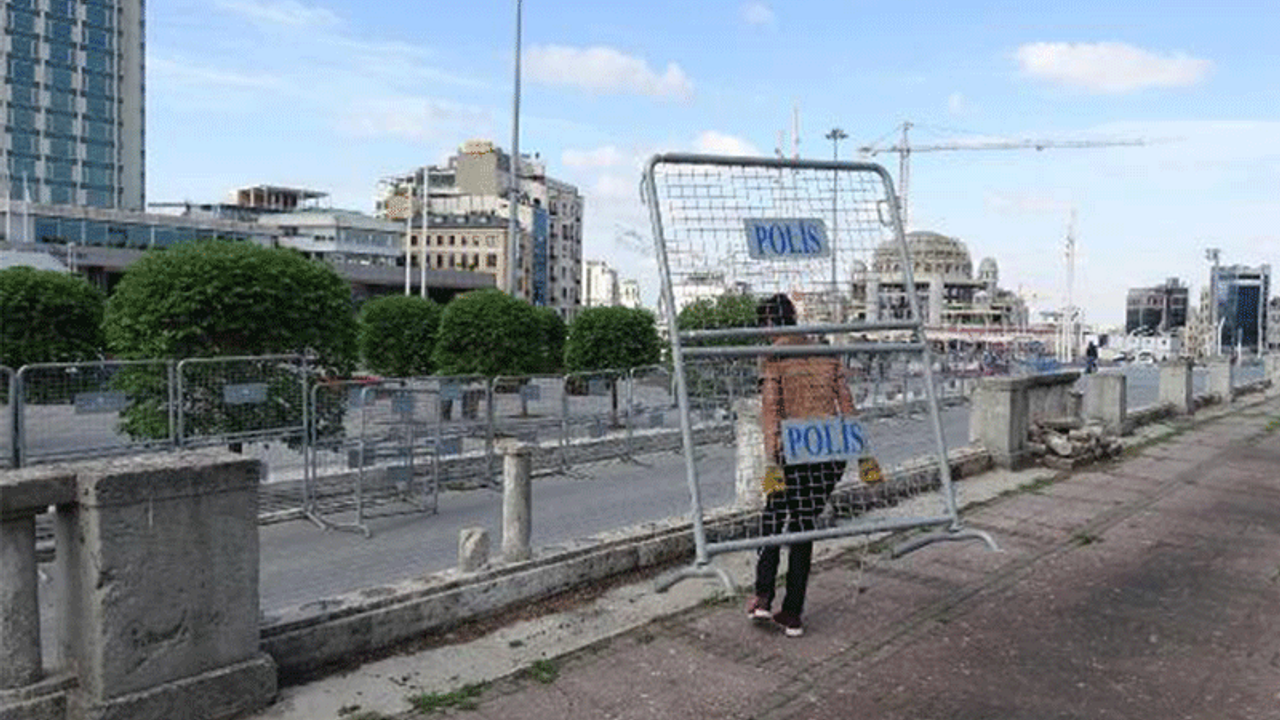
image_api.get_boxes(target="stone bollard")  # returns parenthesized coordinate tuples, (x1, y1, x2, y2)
(1082, 372, 1127, 434)
(1207, 360, 1235, 404)
(458, 527, 490, 573)
(500, 440, 533, 563)
(1266, 354, 1280, 386)
(732, 397, 765, 511)
(1158, 359, 1194, 415)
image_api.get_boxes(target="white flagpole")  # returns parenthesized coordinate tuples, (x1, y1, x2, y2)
(420, 167, 428, 298)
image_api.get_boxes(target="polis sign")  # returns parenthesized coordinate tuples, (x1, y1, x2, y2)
(780, 415, 867, 465)
(743, 218, 830, 260)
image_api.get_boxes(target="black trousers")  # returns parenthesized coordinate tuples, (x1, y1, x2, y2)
(754, 461, 845, 617)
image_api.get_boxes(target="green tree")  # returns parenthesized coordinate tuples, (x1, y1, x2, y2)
(676, 293, 757, 334)
(103, 241, 358, 443)
(358, 294, 442, 377)
(532, 306, 566, 375)
(0, 266, 104, 368)
(675, 293, 759, 403)
(564, 306, 662, 372)
(432, 289, 544, 377)
(564, 306, 662, 427)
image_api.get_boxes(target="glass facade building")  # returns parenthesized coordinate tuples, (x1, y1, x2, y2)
(3, 0, 144, 213)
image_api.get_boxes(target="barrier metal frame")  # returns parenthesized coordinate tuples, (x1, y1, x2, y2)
(643, 153, 997, 591)
(175, 354, 310, 448)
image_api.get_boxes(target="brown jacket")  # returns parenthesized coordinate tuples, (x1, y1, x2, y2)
(760, 336, 856, 463)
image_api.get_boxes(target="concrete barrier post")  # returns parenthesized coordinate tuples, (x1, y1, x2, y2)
(1159, 360, 1194, 414)
(1208, 360, 1235, 403)
(969, 377, 1029, 469)
(501, 441, 533, 562)
(1082, 372, 1127, 434)
(61, 452, 276, 720)
(732, 397, 765, 510)
(0, 511, 41, 689)
(1266, 354, 1280, 386)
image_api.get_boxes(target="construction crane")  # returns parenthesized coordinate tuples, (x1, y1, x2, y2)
(858, 121, 1147, 228)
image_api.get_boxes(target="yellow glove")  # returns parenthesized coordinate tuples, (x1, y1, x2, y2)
(858, 456, 884, 484)
(762, 465, 786, 495)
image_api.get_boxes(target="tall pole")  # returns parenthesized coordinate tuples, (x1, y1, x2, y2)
(506, 0, 523, 299)
(1206, 247, 1220, 356)
(899, 121, 912, 230)
(420, 167, 429, 298)
(825, 127, 847, 321)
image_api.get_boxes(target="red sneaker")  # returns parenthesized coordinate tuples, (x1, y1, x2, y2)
(772, 611, 804, 637)
(746, 596, 772, 621)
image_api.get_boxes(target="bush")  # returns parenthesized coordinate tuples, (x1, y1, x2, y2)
(103, 241, 359, 443)
(0, 266, 104, 368)
(358, 294, 442, 377)
(432, 289, 544, 377)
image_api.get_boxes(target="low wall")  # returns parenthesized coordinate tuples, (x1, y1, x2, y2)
(969, 371, 1081, 468)
(259, 444, 992, 683)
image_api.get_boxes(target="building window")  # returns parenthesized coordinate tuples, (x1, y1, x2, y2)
(486, 253, 498, 268)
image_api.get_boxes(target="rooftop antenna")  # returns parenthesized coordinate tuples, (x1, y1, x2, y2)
(791, 102, 801, 159)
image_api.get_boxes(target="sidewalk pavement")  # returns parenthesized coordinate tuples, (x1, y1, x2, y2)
(251, 395, 1280, 720)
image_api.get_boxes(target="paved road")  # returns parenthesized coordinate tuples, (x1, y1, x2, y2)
(258, 404, 973, 613)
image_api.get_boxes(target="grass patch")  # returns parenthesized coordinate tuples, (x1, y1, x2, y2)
(407, 683, 486, 714)
(1018, 474, 1058, 494)
(527, 658, 560, 684)
(1072, 532, 1101, 546)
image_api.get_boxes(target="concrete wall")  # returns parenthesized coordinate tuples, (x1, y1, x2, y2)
(969, 370, 1081, 468)
(0, 452, 276, 720)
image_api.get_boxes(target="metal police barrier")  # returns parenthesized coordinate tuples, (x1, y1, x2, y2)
(176, 355, 309, 450)
(625, 365, 678, 461)
(316, 385, 440, 538)
(643, 153, 997, 591)
(493, 374, 566, 469)
(14, 360, 176, 466)
(418, 375, 494, 485)
(561, 370, 626, 472)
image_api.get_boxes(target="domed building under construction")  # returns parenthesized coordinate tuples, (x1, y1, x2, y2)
(850, 231, 1027, 329)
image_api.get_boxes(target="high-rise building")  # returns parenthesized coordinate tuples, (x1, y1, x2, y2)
(583, 260, 618, 308)
(379, 140, 583, 320)
(1211, 264, 1271, 354)
(1125, 278, 1189, 335)
(2, 0, 145, 213)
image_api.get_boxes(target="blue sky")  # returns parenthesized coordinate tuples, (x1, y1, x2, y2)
(147, 0, 1280, 326)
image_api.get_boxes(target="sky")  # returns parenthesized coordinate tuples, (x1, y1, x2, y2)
(146, 0, 1280, 327)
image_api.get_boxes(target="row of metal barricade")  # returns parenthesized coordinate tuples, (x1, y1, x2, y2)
(0, 358, 696, 536)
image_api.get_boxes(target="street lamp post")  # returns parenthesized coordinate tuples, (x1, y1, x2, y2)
(825, 127, 847, 320)
(506, 0, 523, 299)
(1205, 247, 1220, 356)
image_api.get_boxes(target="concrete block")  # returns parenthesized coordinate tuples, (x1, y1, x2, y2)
(61, 451, 276, 717)
(1158, 360, 1194, 414)
(1082, 372, 1127, 434)
(0, 674, 74, 720)
(0, 513, 40, 689)
(458, 528, 490, 573)
(1207, 360, 1234, 403)
(732, 397, 765, 511)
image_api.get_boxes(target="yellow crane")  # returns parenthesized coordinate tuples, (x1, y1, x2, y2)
(857, 121, 1148, 228)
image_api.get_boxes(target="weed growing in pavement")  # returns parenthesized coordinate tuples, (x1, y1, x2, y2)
(1072, 532, 1101, 546)
(527, 659, 560, 684)
(407, 683, 486, 713)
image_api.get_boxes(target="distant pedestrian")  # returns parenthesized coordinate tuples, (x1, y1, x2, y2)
(746, 293, 856, 638)
(1085, 341, 1098, 374)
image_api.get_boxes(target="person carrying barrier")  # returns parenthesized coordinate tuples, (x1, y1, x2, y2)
(746, 293, 857, 637)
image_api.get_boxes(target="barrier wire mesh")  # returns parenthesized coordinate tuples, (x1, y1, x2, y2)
(644, 154, 995, 586)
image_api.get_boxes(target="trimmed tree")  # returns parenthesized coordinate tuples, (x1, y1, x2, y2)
(533, 306, 567, 375)
(0, 266, 104, 368)
(564, 306, 663, 426)
(358, 294, 442, 377)
(432, 289, 546, 377)
(103, 240, 358, 443)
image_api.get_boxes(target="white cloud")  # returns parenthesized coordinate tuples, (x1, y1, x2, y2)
(947, 92, 970, 116)
(1015, 41, 1213, 94)
(150, 56, 284, 90)
(984, 190, 1071, 216)
(562, 146, 627, 169)
(525, 45, 694, 101)
(694, 131, 761, 156)
(214, 0, 339, 28)
(337, 97, 492, 142)
(742, 2, 775, 26)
